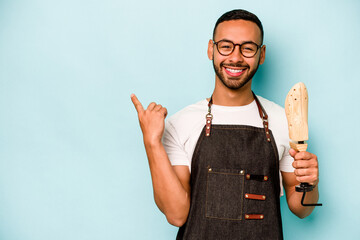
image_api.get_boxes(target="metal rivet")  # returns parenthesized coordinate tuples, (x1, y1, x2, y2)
(246, 174, 250, 179)
(264, 176, 268, 181)
(262, 196, 266, 200)
(245, 215, 249, 219)
(260, 215, 264, 219)
(266, 131, 269, 134)
(240, 170, 244, 174)
(206, 126, 210, 129)
(207, 120, 210, 123)
(245, 194, 248, 198)
(206, 133, 210, 136)
(267, 138, 270, 142)
(208, 168, 212, 172)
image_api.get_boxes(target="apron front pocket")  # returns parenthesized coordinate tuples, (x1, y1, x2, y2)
(205, 167, 245, 220)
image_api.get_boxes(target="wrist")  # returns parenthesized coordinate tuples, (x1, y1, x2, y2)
(143, 137, 162, 148)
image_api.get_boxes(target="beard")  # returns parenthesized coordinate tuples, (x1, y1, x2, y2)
(212, 57, 260, 90)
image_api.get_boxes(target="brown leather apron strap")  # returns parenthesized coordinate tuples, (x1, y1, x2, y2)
(245, 193, 266, 200)
(252, 93, 271, 142)
(206, 96, 213, 137)
(245, 214, 264, 220)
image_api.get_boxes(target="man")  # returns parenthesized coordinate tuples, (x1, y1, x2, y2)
(131, 9, 319, 240)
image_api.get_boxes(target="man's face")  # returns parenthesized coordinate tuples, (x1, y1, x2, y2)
(207, 20, 266, 90)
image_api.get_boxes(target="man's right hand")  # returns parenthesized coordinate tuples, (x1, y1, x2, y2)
(131, 94, 168, 145)
(131, 94, 190, 227)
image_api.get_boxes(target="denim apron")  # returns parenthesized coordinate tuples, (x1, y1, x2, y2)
(176, 94, 283, 240)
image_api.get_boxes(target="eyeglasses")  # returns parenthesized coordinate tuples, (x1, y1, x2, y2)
(213, 40, 262, 58)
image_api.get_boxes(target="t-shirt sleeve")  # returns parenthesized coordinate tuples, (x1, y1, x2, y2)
(162, 121, 190, 167)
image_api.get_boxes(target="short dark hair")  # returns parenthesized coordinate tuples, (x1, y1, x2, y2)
(213, 9, 264, 44)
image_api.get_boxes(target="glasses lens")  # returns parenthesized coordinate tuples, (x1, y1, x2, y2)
(217, 41, 234, 56)
(241, 43, 258, 57)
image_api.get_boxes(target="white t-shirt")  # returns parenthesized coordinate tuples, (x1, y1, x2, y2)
(162, 96, 295, 196)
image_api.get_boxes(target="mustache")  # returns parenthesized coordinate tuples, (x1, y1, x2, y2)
(220, 62, 248, 68)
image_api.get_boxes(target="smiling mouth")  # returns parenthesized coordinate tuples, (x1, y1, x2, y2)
(223, 66, 245, 77)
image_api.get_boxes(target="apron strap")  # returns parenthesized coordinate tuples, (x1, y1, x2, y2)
(252, 93, 271, 142)
(206, 92, 271, 142)
(205, 96, 213, 137)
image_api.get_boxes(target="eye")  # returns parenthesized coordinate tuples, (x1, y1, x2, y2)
(218, 42, 233, 50)
(243, 48, 255, 52)
(242, 44, 257, 52)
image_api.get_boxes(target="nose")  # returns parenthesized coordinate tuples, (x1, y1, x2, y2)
(228, 45, 244, 63)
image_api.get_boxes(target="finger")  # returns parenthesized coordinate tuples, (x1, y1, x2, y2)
(295, 175, 317, 185)
(147, 102, 157, 111)
(154, 104, 163, 111)
(160, 107, 168, 117)
(289, 148, 297, 157)
(294, 168, 309, 176)
(292, 160, 311, 169)
(130, 94, 145, 114)
(295, 158, 318, 168)
(295, 176, 308, 183)
(294, 151, 313, 161)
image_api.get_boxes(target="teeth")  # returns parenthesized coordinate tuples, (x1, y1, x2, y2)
(225, 68, 244, 73)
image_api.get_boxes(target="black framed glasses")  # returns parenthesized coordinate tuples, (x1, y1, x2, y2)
(213, 40, 262, 58)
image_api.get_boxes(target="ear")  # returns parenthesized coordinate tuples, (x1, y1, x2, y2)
(207, 39, 214, 60)
(259, 45, 266, 65)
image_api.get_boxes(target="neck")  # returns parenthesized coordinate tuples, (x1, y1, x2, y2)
(211, 79, 255, 106)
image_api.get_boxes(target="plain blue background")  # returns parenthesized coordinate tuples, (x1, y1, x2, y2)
(1, 0, 359, 239)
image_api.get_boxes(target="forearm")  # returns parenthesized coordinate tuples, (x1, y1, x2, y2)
(144, 140, 190, 226)
(285, 182, 319, 218)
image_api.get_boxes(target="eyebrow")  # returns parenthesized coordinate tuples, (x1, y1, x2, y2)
(216, 38, 260, 45)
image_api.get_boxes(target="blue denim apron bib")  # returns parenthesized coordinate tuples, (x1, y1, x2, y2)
(177, 94, 283, 240)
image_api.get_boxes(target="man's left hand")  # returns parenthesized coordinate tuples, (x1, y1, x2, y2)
(289, 149, 319, 186)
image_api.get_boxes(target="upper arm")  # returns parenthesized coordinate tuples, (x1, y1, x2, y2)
(162, 121, 191, 166)
(163, 119, 191, 196)
(279, 144, 296, 198)
(163, 121, 191, 194)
